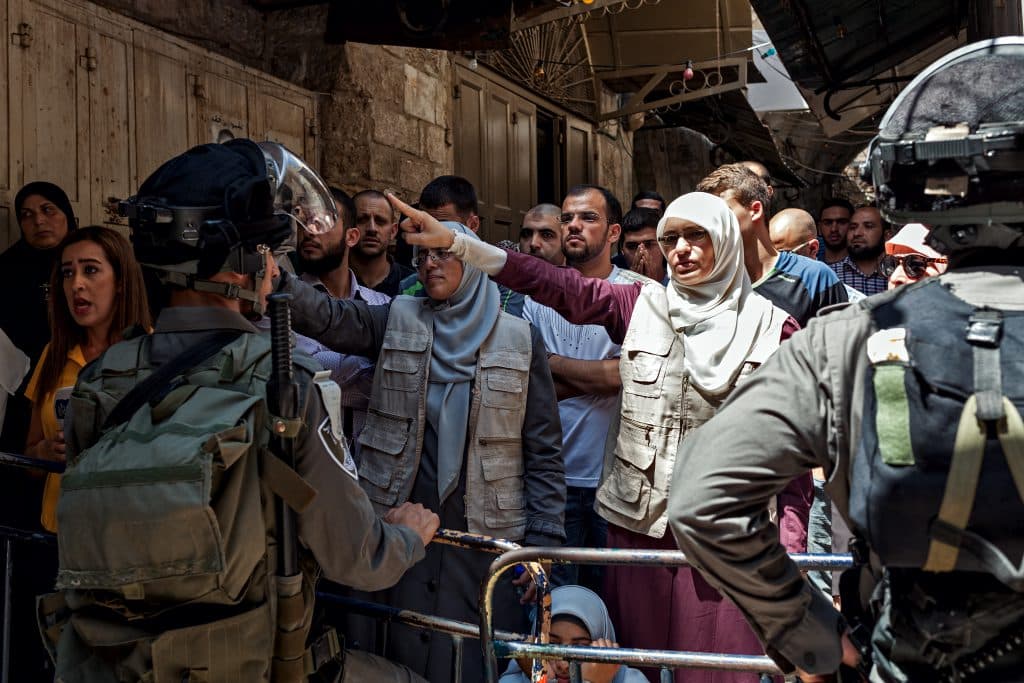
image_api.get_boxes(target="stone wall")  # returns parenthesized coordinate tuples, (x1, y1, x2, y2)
(633, 127, 716, 201)
(594, 91, 635, 208)
(325, 43, 454, 199)
(90, 0, 454, 199)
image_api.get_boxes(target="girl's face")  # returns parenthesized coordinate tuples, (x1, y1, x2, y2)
(658, 218, 716, 287)
(61, 240, 117, 335)
(545, 618, 592, 682)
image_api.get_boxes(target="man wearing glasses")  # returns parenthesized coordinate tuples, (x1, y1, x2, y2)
(882, 223, 948, 290)
(817, 198, 854, 264)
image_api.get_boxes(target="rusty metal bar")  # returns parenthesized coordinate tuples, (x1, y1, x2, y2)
(316, 593, 529, 644)
(480, 547, 853, 681)
(495, 640, 780, 674)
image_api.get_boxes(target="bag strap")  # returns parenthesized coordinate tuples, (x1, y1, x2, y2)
(924, 309, 1024, 583)
(102, 330, 243, 430)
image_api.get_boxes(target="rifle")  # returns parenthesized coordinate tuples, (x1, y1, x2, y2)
(267, 292, 306, 682)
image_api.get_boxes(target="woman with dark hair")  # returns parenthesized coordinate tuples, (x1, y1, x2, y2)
(25, 226, 151, 530)
(0, 181, 77, 454)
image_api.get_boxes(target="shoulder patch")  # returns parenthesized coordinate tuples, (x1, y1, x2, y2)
(312, 370, 359, 481)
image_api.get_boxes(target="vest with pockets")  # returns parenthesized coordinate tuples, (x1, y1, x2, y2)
(49, 331, 321, 682)
(850, 279, 1024, 584)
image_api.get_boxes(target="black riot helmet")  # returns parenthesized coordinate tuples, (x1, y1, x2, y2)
(121, 139, 336, 315)
(868, 37, 1024, 254)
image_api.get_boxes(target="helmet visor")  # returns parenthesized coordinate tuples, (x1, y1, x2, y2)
(259, 142, 338, 235)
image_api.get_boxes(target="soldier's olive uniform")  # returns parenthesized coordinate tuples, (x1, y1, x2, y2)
(667, 269, 1024, 680)
(57, 306, 428, 682)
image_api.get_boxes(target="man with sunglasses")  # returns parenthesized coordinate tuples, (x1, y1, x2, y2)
(882, 223, 948, 290)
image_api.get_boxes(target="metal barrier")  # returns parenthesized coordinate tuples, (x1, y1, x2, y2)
(0, 451, 856, 683)
(0, 451, 62, 683)
(480, 547, 855, 683)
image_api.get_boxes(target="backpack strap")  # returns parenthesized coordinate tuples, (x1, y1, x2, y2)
(924, 310, 1024, 586)
(102, 330, 243, 430)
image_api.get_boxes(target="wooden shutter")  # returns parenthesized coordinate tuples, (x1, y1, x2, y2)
(12, 0, 90, 218)
(132, 33, 194, 189)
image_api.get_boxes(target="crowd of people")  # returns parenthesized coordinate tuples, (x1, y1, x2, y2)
(0, 148, 953, 683)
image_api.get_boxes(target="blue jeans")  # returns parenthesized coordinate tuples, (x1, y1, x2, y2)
(553, 486, 607, 592)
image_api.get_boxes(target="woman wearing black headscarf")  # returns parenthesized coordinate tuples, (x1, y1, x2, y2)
(0, 182, 77, 470)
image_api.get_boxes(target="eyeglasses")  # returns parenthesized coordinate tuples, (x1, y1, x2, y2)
(413, 249, 455, 268)
(879, 253, 947, 279)
(657, 228, 709, 249)
(621, 239, 658, 252)
(559, 211, 604, 225)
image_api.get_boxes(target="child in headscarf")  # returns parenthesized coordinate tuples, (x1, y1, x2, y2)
(500, 585, 648, 683)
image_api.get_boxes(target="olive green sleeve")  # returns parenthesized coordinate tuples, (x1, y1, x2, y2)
(294, 376, 425, 591)
(667, 311, 871, 675)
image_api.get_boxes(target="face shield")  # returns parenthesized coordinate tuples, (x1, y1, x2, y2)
(259, 142, 338, 236)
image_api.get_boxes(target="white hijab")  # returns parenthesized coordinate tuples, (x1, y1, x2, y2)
(657, 192, 782, 396)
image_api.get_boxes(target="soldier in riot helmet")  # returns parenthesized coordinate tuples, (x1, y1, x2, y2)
(40, 139, 438, 682)
(664, 39, 1024, 682)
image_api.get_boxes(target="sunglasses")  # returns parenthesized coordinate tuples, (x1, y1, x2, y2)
(879, 253, 947, 280)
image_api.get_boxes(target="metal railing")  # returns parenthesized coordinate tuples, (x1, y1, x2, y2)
(0, 451, 856, 683)
(480, 546, 855, 683)
(0, 451, 62, 683)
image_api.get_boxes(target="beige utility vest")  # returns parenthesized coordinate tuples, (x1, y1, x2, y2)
(356, 297, 533, 540)
(595, 283, 784, 538)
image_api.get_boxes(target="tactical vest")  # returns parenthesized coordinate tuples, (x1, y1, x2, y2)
(850, 279, 1024, 585)
(45, 331, 326, 682)
(595, 283, 784, 538)
(356, 297, 532, 539)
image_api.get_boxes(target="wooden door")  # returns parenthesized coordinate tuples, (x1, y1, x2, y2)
(453, 65, 486, 210)
(195, 65, 250, 145)
(0, 0, 14, 246)
(484, 87, 514, 243)
(564, 114, 592, 191)
(132, 32, 194, 189)
(510, 97, 537, 240)
(85, 24, 132, 226)
(253, 89, 314, 159)
(12, 0, 90, 219)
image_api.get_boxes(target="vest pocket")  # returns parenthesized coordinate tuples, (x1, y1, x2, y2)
(356, 409, 412, 506)
(478, 437, 526, 536)
(479, 437, 525, 480)
(149, 601, 273, 682)
(484, 485, 526, 535)
(597, 463, 651, 521)
(482, 369, 525, 409)
(380, 331, 429, 392)
(622, 334, 673, 399)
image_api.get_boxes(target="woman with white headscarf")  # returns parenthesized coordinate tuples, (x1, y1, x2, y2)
(391, 192, 809, 683)
(276, 222, 565, 683)
(500, 585, 648, 683)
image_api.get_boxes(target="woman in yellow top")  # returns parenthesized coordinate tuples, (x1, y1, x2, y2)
(25, 225, 151, 530)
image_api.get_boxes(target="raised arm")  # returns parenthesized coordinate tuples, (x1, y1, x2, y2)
(275, 270, 390, 359)
(387, 192, 640, 344)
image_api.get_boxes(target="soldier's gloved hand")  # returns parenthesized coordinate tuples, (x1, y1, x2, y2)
(386, 192, 455, 250)
(384, 502, 440, 548)
(795, 630, 864, 682)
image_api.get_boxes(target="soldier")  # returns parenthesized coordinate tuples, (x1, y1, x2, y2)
(43, 139, 438, 682)
(666, 39, 1024, 682)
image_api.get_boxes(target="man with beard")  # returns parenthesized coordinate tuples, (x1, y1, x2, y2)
(817, 198, 854, 264)
(518, 184, 652, 594)
(351, 189, 414, 296)
(828, 205, 890, 296)
(519, 203, 565, 266)
(294, 187, 391, 446)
